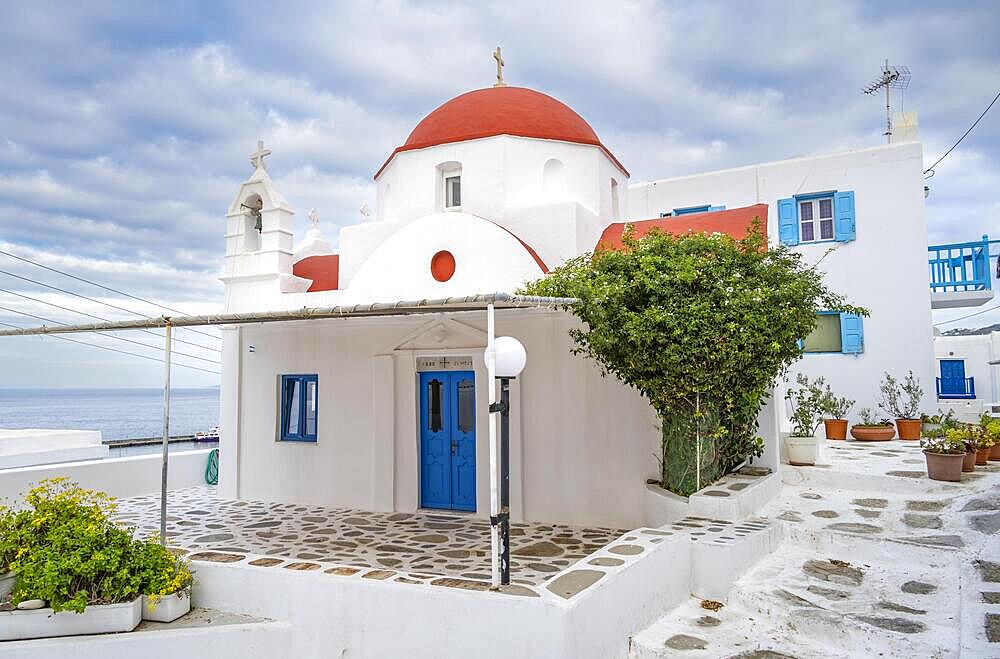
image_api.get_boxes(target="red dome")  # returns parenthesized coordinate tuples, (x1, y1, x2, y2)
(374, 86, 627, 178)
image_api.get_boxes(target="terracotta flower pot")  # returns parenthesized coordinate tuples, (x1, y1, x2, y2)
(976, 447, 992, 465)
(824, 419, 848, 440)
(895, 418, 922, 440)
(963, 450, 977, 472)
(991, 444, 1000, 461)
(924, 451, 964, 482)
(850, 425, 896, 441)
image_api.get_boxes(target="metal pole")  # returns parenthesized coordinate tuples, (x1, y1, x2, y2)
(486, 304, 500, 589)
(159, 323, 172, 545)
(499, 376, 511, 585)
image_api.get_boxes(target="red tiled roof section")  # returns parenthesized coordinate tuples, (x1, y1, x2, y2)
(375, 86, 628, 179)
(595, 204, 769, 252)
(292, 254, 340, 292)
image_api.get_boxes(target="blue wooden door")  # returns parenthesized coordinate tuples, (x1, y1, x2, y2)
(939, 359, 966, 396)
(419, 372, 452, 509)
(419, 371, 476, 511)
(450, 372, 477, 511)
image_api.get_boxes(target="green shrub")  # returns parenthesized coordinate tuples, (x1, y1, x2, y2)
(134, 538, 193, 606)
(522, 223, 865, 495)
(0, 478, 192, 613)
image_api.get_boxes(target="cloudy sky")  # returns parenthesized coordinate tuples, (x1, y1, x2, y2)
(0, 1, 998, 388)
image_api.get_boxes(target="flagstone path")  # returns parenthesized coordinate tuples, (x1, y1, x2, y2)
(115, 487, 628, 587)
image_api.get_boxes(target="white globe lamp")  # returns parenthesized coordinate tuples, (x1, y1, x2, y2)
(492, 336, 527, 378)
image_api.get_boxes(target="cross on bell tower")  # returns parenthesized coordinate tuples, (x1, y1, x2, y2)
(249, 139, 272, 171)
(493, 46, 506, 88)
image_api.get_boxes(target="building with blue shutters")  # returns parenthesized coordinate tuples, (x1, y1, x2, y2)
(628, 140, 969, 424)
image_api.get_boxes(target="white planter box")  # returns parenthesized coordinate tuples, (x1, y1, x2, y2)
(142, 589, 191, 622)
(0, 572, 14, 601)
(0, 596, 141, 641)
(785, 435, 817, 466)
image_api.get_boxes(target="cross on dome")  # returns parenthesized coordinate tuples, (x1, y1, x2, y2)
(493, 46, 505, 87)
(249, 139, 271, 171)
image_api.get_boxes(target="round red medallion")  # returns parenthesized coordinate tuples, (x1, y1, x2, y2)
(430, 250, 456, 282)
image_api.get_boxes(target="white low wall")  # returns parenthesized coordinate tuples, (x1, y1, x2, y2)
(0, 450, 212, 504)
(0, 429, 108, 470)
(190, 535, 691, 659)
(643, 473, 783, 526)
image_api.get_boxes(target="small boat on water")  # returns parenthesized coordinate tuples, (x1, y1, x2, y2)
(194, 426, 220, 442)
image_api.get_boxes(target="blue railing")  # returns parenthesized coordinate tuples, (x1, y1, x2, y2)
(937, 376, 976, 399)
(928, 235, 991, 292)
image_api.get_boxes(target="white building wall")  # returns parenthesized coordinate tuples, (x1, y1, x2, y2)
(627, 142, 936, 421)
(227, 310, 660, 529)
(933, 333, 1000, 421)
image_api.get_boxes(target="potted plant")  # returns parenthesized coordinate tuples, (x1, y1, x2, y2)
(974, 422, 997, 465)
(850, 407, 896, 441)
(963, 440, 978, 472)
(0, 479, 143, 641)
(922, 432, 970, 482)
(879, 371, 924, 440)
(785, 374, 825, 465)
(981, 416, 1000, 462)
(137, 539, 194, 623)
(820, 387, 853, 441)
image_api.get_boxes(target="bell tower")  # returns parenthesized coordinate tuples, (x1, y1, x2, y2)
(222, 140, 295, 308)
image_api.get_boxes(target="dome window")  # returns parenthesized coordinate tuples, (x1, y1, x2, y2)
(437, 161, 462, 211)
(445, 175, 461, 209)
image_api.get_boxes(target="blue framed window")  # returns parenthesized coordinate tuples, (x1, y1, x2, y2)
(280, 374, 318, 442)
(778, 191, 855, 246)
(802, 311, 864, 354)
(659, 204, 725, 218)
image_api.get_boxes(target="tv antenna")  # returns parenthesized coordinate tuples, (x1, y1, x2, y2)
(863, 59, 910, 143)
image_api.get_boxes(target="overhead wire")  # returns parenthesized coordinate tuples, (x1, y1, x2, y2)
(0, 304, 221, 366)
(923, 89, 1000, 176)
(0, 267, 222, 343)
(0, 321, 220, 376)
(0, 248, 223, 341)
(0, 286, 220, 353)
(933, 300, 1000, 327)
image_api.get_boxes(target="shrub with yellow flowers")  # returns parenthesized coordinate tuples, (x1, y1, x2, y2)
(0, 478, 192, 614)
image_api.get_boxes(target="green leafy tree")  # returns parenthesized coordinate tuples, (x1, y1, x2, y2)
(522, 223, 865, 495)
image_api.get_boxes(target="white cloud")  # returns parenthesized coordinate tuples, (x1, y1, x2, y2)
(0, 1, 998, 386)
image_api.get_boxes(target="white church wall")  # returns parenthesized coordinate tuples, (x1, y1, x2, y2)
(226, 310, 661, 529)
(628, 142, 936, 424)
(344, 212, 546, 303)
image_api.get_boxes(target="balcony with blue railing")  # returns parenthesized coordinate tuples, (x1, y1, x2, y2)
(937, 376, 976, 400)
(928, 234, 995, 309)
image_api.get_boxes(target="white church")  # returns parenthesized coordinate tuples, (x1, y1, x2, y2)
(215, 62, 965, 531)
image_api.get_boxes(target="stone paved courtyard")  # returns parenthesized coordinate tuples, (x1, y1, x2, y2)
(115, 486, 629, 587)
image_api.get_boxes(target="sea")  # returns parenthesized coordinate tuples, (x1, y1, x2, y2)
(0, 387, 220, 457)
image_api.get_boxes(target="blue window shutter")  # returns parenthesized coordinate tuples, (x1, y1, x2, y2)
(708, 205, 726, 212)
(840, 312, 864, 354)
(777, 198, 797, 246)
(834, 191, 856, 242)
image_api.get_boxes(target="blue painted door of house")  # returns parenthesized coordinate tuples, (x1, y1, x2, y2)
(940, 359, 966, 396)
(419, 371, 476, 511)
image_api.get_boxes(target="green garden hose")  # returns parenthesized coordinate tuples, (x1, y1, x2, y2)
(205, 448, 219, 485)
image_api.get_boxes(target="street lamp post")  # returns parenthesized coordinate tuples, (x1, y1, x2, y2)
(487, 336, 526, 586)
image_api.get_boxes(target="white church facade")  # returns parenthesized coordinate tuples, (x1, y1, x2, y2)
(215, 74, 976, 530)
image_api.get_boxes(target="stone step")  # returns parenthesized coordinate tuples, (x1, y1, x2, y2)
(726, 542, 959, 658)
(629, 596, 846, 658)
